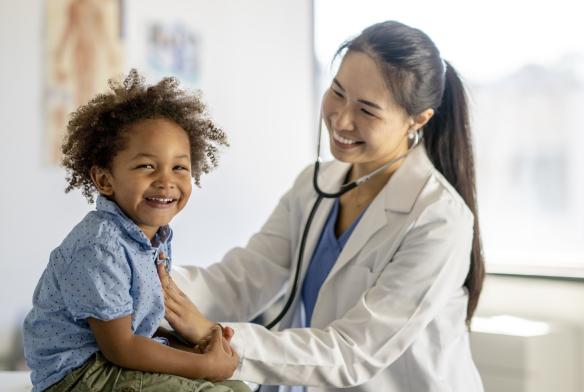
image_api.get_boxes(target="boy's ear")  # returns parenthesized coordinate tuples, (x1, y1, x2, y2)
(90, 166, 114, 196)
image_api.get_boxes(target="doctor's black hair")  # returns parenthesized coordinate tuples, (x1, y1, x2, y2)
(61, 69, 228, 203)
(335, 21, 485, 327)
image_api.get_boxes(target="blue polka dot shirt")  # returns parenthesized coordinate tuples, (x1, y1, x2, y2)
(23, 195, 172, 392)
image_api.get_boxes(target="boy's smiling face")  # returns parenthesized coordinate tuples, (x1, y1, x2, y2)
(91, 117, 192, 240)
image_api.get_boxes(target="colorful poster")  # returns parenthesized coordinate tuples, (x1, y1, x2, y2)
(147, 22, 202, 86)
(45, 0, 123, 164)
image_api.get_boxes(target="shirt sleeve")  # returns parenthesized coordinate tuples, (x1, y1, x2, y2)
(58, 243, 134, 321)
(152, 337, 169, 346)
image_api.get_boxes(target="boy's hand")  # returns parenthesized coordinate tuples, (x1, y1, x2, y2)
(194, 326, 235, 354)
(87, 316, 237, 382)
(200, 325, 239, 382)
(157, 255, 216, 345)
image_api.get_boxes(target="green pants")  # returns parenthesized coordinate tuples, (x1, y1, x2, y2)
(45, 351, 252, 392)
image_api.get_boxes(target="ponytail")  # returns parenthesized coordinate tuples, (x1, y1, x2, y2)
(424, 62, 485, 326)
(338, 21, 485, 326)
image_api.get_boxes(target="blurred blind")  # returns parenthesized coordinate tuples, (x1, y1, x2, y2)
(314, 0, 584, 276)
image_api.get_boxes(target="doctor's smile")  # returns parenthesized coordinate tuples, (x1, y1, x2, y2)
(331, 130, 363, 147)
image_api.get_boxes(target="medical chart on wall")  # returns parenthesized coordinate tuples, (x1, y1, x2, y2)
(45, 0, 124, 164)
(146, 22, 202, 87)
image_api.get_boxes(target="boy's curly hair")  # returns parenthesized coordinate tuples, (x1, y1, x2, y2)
(61, 69, 228, 203)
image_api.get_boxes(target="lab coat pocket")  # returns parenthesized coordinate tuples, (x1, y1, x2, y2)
(333, 266, 382, 317)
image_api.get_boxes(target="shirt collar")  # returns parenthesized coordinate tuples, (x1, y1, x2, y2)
(96, 195, 172, 248)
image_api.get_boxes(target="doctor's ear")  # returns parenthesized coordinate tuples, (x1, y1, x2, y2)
(411, 108, 435, 130)
(90, 166, 114, 196)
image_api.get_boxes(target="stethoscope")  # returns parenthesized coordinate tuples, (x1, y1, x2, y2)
(264, 110, 420, 330)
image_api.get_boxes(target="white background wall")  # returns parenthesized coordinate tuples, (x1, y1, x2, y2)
(0, 0, 314, 365)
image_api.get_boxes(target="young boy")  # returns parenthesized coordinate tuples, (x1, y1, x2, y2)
(23, 70, 250, 392)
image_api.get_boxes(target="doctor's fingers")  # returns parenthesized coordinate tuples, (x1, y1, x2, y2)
(163, 304, 181, 327)
(157, 263, 170, 291)
(162, 274, 196, 309)
(162, 285, 190, 316)
(167, 275, 190, 301)
(201, 332, 234, 355)
(197, 336, 210, 353)
(221, 336, 234, 355)
(198, 333, 235, 356)
(223, 326, 234, 344)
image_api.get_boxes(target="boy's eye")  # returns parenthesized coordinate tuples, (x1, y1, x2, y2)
(138, 164, 154, 169)
(173, 166, 189, 171)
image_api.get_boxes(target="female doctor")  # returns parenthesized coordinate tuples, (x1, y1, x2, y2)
(158, 21, 485, 391)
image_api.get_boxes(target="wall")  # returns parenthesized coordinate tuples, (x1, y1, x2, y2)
(0, 0, 314, 366)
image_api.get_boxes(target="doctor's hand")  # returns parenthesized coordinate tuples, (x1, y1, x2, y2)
(157, 256, 215, 346)
(200, 325, 239, 383)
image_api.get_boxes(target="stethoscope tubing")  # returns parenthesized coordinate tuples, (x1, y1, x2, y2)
(264, 194, 324, 330)
(263, 116, 420, 331)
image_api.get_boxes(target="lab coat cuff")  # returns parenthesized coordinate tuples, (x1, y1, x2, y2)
(221, 322, 246, 380)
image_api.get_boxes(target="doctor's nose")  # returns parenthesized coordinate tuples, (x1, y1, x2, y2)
(331, 106, 355, 133)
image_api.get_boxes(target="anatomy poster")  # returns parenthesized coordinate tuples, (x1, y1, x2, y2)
(45, 0, 123, 164)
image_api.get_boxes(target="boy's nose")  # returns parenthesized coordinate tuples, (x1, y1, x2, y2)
(154, 172, 175, 188)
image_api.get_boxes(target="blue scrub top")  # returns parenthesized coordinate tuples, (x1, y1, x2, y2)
(302, 197, 368, 327)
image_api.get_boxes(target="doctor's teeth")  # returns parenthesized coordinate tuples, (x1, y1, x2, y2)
(333, 131, 357, 144)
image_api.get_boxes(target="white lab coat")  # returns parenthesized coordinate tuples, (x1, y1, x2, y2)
(171, 144, 484, 391)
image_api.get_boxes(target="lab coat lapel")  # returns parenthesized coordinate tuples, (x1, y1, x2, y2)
(324, 145, 434, 282)
(384, 144, 434, 213)
(278, 161, 351, 329)
(323, 195, 387, 284)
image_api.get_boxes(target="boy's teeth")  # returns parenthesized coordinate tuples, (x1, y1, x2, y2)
(148, 198, 173, 202)
(333, 131, 357, 145)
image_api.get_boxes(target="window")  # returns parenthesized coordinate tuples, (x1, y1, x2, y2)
(314, 0, 584, 277)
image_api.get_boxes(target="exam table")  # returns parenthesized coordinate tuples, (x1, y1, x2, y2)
(0, 371, 33, 391)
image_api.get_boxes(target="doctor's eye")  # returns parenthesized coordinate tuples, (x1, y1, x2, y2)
(361, 108, 373, 116)
(332, 89, 343, 98)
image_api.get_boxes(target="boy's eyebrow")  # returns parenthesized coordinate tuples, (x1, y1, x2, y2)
(333, 78, 384, 110)
(131, 153, 190, 160)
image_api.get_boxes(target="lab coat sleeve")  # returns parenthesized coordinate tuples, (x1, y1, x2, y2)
(171, 167, 313, 323)
(223, 198, 474, 387)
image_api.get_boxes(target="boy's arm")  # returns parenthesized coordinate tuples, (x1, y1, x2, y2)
(87, 316, 237, 382)
(153, 326, 193, 352)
